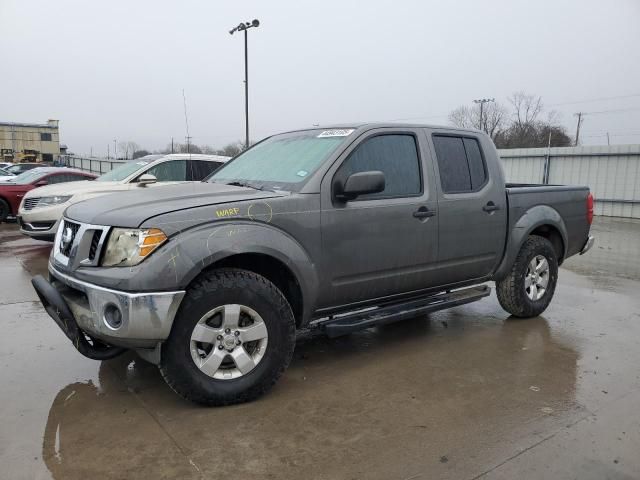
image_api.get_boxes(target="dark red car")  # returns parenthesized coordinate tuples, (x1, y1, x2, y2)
(0, 167, 96, 222)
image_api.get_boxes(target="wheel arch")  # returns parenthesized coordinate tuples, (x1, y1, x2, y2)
(194, 253, 306, 328)
(493, 205, 568, 281)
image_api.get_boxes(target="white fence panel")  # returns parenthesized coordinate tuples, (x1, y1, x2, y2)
(498, 145, 640, 219)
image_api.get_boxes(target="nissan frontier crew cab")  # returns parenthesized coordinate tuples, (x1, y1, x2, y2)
(32, 124, 595, 406)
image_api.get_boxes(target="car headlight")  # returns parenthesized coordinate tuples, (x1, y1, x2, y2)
(101, 228, 167, 267)
(38, 195, 72, 206)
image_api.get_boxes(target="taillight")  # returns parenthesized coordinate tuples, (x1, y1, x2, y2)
(587, 192, 594, 225)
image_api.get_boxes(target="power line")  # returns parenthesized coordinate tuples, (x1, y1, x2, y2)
(547, 93, 640, 107)
(581, 107, 640, 115)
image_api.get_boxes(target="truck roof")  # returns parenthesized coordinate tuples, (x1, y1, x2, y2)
(278, 122, 484, 137)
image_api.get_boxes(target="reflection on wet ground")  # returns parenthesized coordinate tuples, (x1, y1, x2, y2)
(1, 219, 639, 479)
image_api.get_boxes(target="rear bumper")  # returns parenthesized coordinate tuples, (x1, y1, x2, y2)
(33, 264, 185, 350)
(580, 235, 595, 255)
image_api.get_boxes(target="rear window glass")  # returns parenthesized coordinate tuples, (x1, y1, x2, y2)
(432, 135, 487, 193)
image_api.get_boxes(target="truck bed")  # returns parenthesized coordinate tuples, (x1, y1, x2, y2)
(505, 183, 591, 261)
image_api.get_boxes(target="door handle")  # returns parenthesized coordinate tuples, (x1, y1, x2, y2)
(413, 207, 436, 219)
(483, 201, 500, 213)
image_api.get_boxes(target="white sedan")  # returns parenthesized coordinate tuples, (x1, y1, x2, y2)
(18, 153, 229, 240)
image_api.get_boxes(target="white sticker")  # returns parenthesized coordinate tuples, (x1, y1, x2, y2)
(317, 129, 354, 138)
(136, 161, 148, 165)
(296, 170, 309, 177)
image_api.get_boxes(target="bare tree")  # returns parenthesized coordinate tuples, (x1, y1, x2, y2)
(509, 91, 543, 127)
(449, 92, 571, 148)
(449, 102, 507, 139)
(118, 141, 140, 160)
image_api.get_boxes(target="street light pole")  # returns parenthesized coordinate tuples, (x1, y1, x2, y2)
(230, 19, 260, 151)
(473, 98, 495, 133)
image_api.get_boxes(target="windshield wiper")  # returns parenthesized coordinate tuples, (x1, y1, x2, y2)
(225, 181, 274, 192)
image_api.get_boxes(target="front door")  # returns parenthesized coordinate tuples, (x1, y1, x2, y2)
(318, 129, 439, 309)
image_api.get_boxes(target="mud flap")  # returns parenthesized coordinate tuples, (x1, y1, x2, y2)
(31, 275, 126, 360)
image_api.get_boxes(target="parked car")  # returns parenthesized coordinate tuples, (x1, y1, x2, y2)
(32, 124, 594, 405)
(0, 168, 97, 222)
(18, 153, 229, 241)
(6, 163, 42, 175)
(0, 167, 16, 182)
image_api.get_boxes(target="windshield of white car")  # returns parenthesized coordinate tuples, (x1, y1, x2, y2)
(208, 129, 352, 192)
(97, 160, 151, 182)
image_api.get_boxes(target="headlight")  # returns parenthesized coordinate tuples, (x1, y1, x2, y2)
(101, 228, 167, 267)
(38, 195, 72, 206)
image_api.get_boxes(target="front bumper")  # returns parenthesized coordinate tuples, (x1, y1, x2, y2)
(33, 264, 185, 351)
(18, 216, 59, 238)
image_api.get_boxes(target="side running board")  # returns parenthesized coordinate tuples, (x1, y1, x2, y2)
(319, 285, 491, 338)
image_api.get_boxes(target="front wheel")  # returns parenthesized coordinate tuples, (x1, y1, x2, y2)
(496, 235, 559, 318)
(160, 269, 296, 406)
(0, 199, 9, 222)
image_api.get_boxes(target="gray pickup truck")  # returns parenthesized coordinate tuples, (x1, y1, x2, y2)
(32, 124, 594, 405)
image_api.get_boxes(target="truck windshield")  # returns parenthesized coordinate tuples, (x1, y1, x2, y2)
(209, 129, 352, 191)
(97, 160, 151, 182)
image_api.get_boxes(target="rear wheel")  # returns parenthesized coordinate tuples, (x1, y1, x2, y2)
(160, 269, 296, 406)
(496, 235, 558, 318)
(0, 199, 9, 222)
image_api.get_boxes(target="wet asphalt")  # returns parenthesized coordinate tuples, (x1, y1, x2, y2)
(0, 217, 639, 480)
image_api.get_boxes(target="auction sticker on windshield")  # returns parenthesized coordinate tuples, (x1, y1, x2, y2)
(317, 129, 354, 138)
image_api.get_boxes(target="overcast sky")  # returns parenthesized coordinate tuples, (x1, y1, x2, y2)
(2, 0, 640, 155)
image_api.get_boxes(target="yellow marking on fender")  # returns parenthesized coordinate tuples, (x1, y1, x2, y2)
(215, 207, 240, 218)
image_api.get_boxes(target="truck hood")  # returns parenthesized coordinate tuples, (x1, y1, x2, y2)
(23, 180, 123, 199)
(65, 182, 286, 227)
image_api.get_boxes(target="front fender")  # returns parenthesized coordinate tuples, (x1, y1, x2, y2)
(73, 221, 320, 322)
(492, 205, 568, 281)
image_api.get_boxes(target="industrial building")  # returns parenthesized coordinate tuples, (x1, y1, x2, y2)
(0, 119, 61, 163)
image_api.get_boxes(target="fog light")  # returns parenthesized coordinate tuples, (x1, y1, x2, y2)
(104, 304, 123, 329)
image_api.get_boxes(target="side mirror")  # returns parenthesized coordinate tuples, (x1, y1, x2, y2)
(137, 173, 157, 187)
(35, 180, 48, 186)
(335, 171, 385, 201)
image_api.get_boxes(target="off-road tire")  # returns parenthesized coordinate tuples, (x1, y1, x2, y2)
(160, 268, 296, 406)
(0, 199, 9, 222)
(496, 235, 558, 318)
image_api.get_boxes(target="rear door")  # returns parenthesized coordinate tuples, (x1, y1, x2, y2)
(428, 131, 506, 284)
(319, 129, 439, 308)
(187, 160, 222, 180)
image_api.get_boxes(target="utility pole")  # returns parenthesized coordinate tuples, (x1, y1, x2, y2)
(185, 136, 192, 154)
(113, 139, 117, 159)
(107, 144, 110, 160)
(230, 19, 260, 150)
(606, 132, 610, 145)
(171, 137, 174, 154)
(574, 112, 583, 146)
(473, 98, 495, 133)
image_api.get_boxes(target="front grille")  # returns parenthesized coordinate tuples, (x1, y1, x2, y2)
(53, 218, 109, 268)
(88, 230, 101, 261)
(21, 221, 54, 232)
(60, 220, 80, 257)
(23, 197, 41, 211)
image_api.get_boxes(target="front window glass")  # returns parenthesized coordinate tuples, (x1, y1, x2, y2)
(97, 160, 151, 182)
(209, 129, 352, 191)
(334, 134, 421, 200)
(143, 160, 187, 181)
